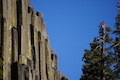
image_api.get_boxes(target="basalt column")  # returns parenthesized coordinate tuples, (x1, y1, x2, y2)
(17, 0, 28, 65)
(2, 0, 17, 80)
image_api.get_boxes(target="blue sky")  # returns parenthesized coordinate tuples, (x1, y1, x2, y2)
(30, 0, 118, 80)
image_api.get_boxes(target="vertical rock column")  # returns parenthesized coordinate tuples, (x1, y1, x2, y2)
(27, 5, 33, 80)
(2, 0, 17, 80)
(35, 12, 44, 80)
(2, 0, 9, 79)
(17, 0, 30, 80)
(41, 23, 47, 80)
(17, 0, 28, 65)
(30, 10, 36, 80)
(17, 0, 29, 65)
(51, 54, 58, 80)
(45, 38, 53, 80)
(34, 28, 39, 79)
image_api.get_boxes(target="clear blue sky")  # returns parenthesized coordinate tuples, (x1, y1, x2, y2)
(30, 0, 118, 80)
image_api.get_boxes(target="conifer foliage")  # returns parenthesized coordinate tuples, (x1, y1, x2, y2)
(80, 2, 120, 80)
(113, 2, 120, 79)
(80, 22, 115, 80)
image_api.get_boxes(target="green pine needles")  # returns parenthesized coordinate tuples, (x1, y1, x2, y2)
(80, 2, 120, 80)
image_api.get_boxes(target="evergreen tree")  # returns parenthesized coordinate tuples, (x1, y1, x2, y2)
(80, 22, 115, 80)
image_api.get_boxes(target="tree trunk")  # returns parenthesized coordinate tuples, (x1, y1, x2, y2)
(101, 22, 106, 80)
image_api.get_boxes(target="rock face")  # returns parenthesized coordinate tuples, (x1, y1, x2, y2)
(0, 0, 68, 80)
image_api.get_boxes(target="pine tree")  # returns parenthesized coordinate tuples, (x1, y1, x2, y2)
(80, 22, 115, 80)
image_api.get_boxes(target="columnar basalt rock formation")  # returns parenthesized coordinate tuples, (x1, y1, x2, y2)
(0, 0, 68, 80)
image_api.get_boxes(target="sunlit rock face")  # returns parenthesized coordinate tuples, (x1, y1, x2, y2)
(0, 0, 67, 80)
